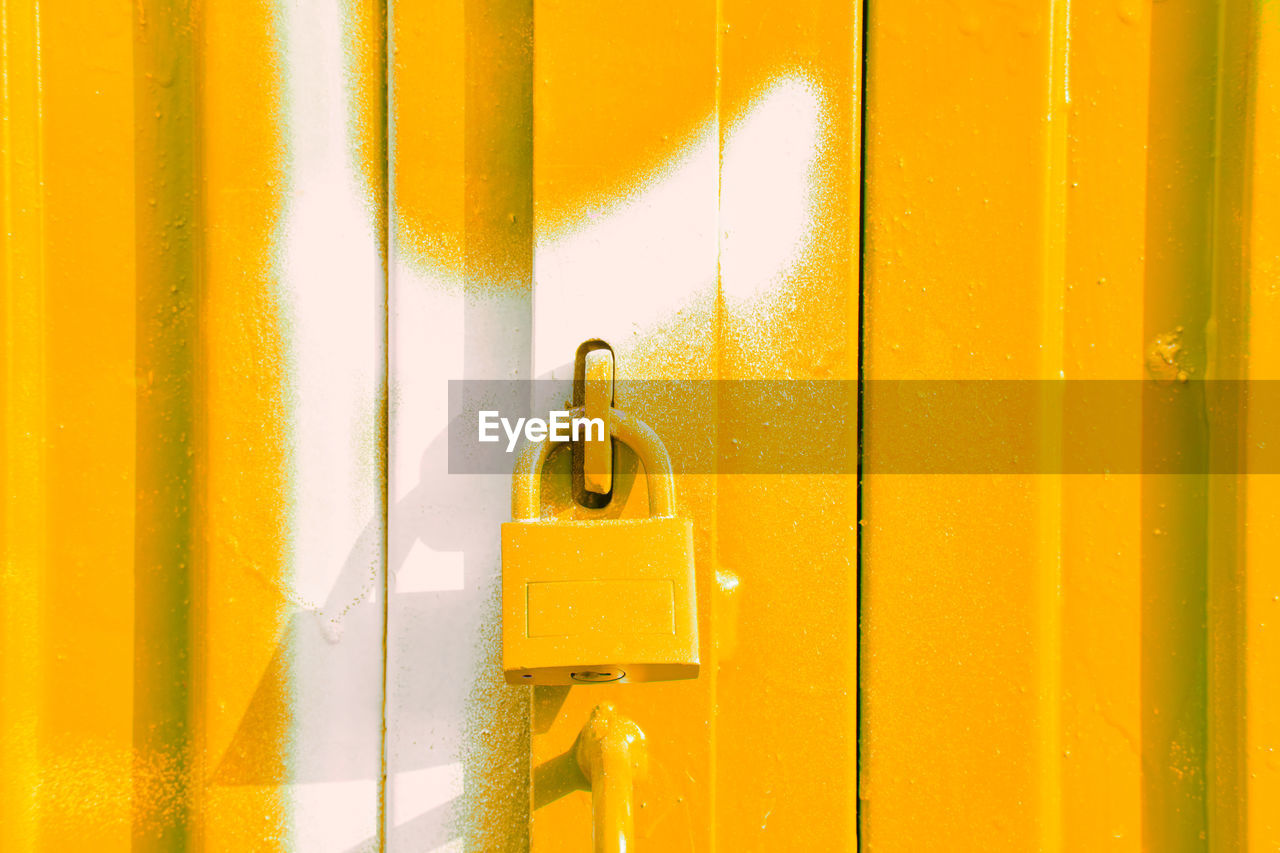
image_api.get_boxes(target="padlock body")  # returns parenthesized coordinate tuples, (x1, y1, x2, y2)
(502, 517, 698, 685)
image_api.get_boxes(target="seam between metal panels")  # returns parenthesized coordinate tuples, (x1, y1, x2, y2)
(378, 0, 391, 845)
(855, 0, 869, 847)
(375, 0, 390, 844)
(712, 0, 723, 846)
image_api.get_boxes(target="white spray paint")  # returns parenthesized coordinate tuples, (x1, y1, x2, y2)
(277, 0, 387, 848)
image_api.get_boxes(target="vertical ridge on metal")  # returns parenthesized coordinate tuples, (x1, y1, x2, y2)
(1, 0, 46, 846)
(1208, 1, 1280, 848)
(132, 2, 202, 847)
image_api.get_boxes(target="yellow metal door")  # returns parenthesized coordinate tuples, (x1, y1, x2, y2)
(388, 1, 860, 848)
(4, 0, 1280, 851)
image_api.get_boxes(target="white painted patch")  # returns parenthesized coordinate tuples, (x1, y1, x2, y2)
(532, 74, 824, 376)
(533, 125, 718, 377)
(281, 4, 384, 616)
(428, 841, 464, 853)
(291, 780, 380, 853)
(277, 0, 386, 848)
(396, 538, 465, 593)
(720, 75, 825, 302)
(385, 246, 525, 849)
(392, 762, 464, 827)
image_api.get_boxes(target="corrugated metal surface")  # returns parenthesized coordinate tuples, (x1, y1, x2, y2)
(2, 1, 387, 849)
(4, 0, 1278, 850)
(861, 1, 1280, 850)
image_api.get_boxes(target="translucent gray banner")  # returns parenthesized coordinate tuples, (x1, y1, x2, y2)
(447, 380, 1277, 474)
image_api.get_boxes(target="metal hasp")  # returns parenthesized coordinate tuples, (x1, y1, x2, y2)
(576, 341, 615, 499)
(574, 703, 647, 853)
(501, 397, 699, 685)
(581, 348, 614, 495)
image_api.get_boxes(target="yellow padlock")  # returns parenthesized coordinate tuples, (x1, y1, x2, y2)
(502, 406, 699, 685)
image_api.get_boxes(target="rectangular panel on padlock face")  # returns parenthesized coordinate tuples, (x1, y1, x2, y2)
(501, 516, 699, 685)
(526, 579, 676, 637)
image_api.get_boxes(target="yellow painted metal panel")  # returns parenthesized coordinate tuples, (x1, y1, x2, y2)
(862, 3, 1068, 848)
(864, 2, 1280, 851)
(0, 0, 298, 845)
(1, 0, 48, 847)
(4, 0, 386, 848)
(1059, 2, 1149, 849)
(716, 0, 861, 847)
(1243, 7, 1280, 845)
(200, 0, 295, 847)
(2, 1, 140, 848)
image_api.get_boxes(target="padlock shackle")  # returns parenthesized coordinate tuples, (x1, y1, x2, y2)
(511, 406, 677, 520)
